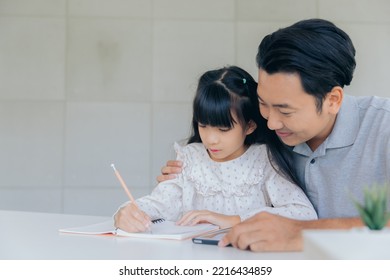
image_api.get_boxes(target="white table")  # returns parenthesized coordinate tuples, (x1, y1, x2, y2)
(0, 210, 304, 260)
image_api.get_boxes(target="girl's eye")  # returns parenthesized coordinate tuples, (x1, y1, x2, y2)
(219, 127, 231, 132)
(198, 123, 206, 128)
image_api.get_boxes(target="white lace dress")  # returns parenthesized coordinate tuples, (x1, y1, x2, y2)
(131, 143, 317, 221)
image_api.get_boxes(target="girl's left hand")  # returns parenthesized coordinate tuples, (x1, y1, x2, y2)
(177, 210, 241, 229)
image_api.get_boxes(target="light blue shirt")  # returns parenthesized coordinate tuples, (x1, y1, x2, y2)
(292, 95, 390, 218)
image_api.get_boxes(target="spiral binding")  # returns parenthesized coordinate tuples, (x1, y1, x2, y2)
(151, 218, 165, 224)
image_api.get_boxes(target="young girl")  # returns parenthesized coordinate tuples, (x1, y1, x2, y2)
(114, 66, 317, 233)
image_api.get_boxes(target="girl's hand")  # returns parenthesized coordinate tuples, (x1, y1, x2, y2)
(114, 203, 152, 233)
(177, 210, 241, 229)
(156, 160, 183, 183)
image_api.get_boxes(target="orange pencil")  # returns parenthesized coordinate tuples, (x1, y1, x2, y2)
(111, 163, 152, 232)
(110, 163, 138, 207)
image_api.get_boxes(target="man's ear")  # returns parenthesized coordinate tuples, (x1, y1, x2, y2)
(246, 120, 257, 135)
(326, 86, 343, 114)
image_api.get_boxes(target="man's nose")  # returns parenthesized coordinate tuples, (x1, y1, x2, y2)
(266, 111, 283, 130)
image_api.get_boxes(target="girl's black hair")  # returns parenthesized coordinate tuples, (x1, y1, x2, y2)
(188, 66, 260, 146)
(187, 66, 300, 186)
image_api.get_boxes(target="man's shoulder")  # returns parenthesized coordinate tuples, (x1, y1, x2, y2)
(348, 95, 390, 137)
(354, 95, 390, 112)
(344, 95, 390, 124)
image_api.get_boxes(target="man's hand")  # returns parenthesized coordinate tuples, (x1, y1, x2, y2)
(156, 160, 183, 183)
(218, 212, 304, 251)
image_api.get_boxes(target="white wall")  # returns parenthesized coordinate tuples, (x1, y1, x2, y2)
(0, 0, 389, 216)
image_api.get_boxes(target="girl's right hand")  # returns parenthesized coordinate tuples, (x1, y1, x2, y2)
(156, 160, 183, 183)
(114, 203, 152, 233)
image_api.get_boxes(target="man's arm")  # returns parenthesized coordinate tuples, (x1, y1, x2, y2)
(218, 212, 366, 252)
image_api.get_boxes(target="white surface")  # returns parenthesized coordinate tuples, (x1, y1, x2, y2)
(0, 210, 304, 260)
(303, 229, 390, 259)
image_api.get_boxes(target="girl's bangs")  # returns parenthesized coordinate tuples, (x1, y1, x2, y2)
(193, 86, 234, 128)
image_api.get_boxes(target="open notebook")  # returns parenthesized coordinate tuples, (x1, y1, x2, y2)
(59, 219, 219, 240)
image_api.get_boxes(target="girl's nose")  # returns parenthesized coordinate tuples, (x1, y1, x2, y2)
(205, 132, 219, 144)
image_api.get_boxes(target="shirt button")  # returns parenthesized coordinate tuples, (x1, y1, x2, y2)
(310, 158, 316, 164)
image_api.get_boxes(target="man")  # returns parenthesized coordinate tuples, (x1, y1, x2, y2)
(158, 19, 390, 251)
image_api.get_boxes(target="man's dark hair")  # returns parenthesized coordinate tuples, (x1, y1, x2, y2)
(256, 18, 356, 111)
